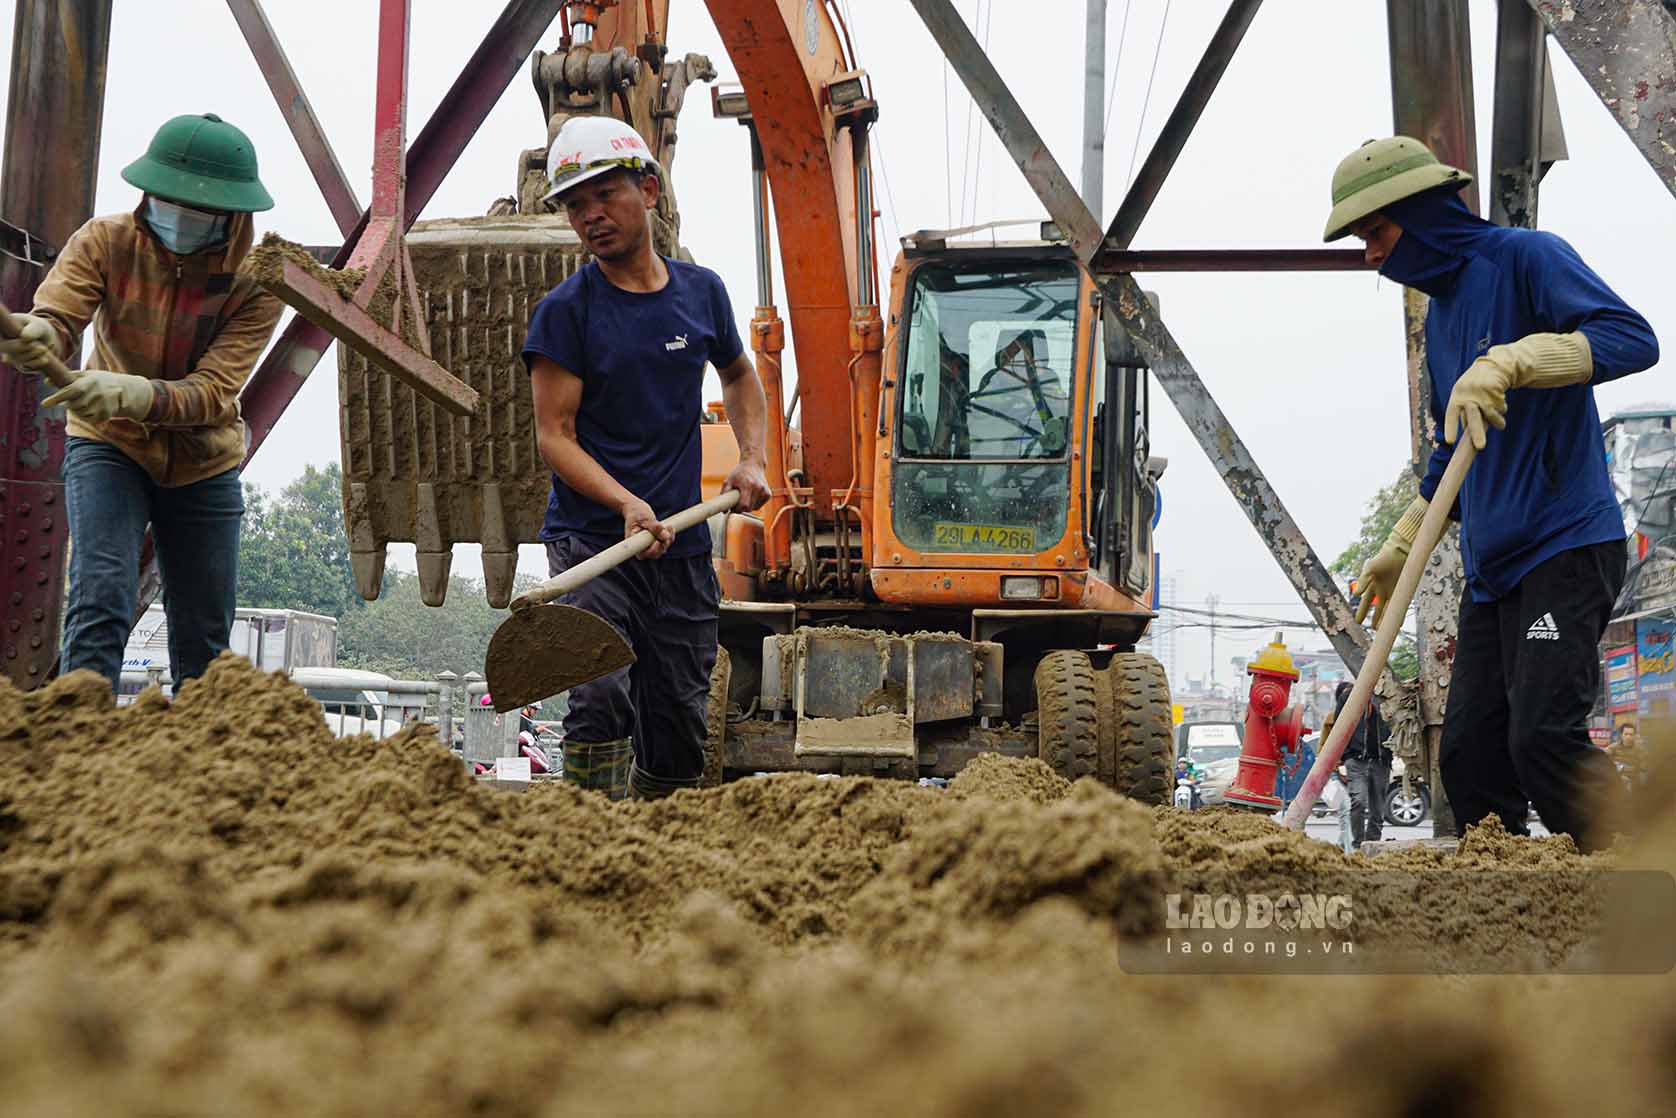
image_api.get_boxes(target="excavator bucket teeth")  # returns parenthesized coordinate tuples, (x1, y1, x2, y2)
(338, 215, 588, 607)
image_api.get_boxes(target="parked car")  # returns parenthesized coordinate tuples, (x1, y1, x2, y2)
(1384, 756, 1432, 826)
(1175, 721, 1243, 806)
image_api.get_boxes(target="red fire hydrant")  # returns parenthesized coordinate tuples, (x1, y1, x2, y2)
(1224, 634, 1307, 812)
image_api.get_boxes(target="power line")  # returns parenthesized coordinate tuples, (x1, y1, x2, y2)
(965, 0, 994, 225)
(1125, 0, 1172, 192)
(943, 57, 952, 226)
(957, 0, 980, 227)
(838, 0, 901, 256)
(1101, 0, 1133, 143)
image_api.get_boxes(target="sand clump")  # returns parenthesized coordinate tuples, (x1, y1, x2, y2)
(3, 655, 1676, 1117)
(244, 232, 368, 302)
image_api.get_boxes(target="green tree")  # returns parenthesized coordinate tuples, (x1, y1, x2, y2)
(337, 571, 546, 681)
(1331, 464, 1420, 580)
(1335, 463, 1424, 682)
(238, 463, 367, 618)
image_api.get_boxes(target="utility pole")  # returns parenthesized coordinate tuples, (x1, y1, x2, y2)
(1206, 593, 1220, 688)
(1081, 0, 1105, 212)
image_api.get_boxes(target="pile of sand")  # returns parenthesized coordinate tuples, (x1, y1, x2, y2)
(2, 657, 1673, 1117)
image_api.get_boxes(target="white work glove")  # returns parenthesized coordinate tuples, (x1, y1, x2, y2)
(1445, 331, 1593, 450)
(1355, 496, 1427, 626)
(0, 312, 59, 371)
(43, 370, 156, 423)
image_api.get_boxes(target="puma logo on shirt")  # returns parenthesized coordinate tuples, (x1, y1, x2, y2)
(1526, 613, 1561, 641)
(664, 333, 689, 351)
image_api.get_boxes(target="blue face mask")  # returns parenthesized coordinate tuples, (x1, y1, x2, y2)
(1377, 230, 1466, 298)
(143, 196, 231, 256)
(1375, 188, 1489, 298)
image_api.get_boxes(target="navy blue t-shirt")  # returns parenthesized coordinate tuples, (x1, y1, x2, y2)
(522, 258, 744, 557)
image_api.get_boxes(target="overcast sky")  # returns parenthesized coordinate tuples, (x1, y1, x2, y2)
(4, 0, 1670, 687)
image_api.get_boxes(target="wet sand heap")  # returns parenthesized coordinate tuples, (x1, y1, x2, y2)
(4, 657, 1675, 1117)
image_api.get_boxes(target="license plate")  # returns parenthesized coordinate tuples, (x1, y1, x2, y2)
(932, 522, 1036, 550)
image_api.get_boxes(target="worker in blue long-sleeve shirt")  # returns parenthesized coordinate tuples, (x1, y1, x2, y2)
(1324, 137, 1659, 851)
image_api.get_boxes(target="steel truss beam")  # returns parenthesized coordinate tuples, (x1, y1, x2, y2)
(226, 0, 363, 236)
(1491, 0, 1571, 227)
(0, 0, 114, 689)
(1529, 0, 1676, 200)
(1103, 0, 1265, 253)
(1093, 248, 1371, 272)
(907, 0, 1371, 674)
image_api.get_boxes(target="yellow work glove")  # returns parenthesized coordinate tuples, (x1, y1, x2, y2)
(0, 312, 60, 371)
(43, 370, 155, 424)
(1355, 496, 1427, 626)
(1444, 331, 1593, 450)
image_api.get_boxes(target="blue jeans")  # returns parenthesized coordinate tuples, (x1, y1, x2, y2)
(62, 437, 243, 690)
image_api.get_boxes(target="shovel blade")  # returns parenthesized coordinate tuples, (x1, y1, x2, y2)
(485, 605, 635, 712)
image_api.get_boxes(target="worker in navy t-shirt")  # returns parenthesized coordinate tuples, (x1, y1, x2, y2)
(1325, 137, 1659, 850)
(521, 117, 770, 801)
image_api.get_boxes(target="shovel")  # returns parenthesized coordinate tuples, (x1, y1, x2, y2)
(0, 301, 79, 388)
(1282, 439, 1478, 831)
(484, 490, 740, 712)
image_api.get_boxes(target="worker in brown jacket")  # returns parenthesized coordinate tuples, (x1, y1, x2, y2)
(0, 114, 281, 693)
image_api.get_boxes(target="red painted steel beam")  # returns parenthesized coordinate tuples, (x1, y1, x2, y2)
(263, 258, 477, 415)
(344, 0, 411, 302)
(1090, 248, 1373, 273)
(368, 0, 410, 223)
(225, 0, 363, 237)
(237, 0, 565, 460)
(1, 0, 114, 689)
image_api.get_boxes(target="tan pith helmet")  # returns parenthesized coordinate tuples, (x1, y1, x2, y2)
(1323, 136, 1471, 242)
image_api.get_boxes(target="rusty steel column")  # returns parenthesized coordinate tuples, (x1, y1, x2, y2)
(1490, 0, 1550, 227)
(1529, 0, 1676, 200)
(1389, 0, 1480, 838)
(0, 0, 114, 690)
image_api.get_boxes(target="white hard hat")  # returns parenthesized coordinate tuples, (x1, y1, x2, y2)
(544, 116, 660, 202)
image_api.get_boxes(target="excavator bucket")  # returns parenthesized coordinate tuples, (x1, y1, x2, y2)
(338, 215, 588, 607)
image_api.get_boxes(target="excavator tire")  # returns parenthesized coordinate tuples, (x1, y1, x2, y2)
(701, 645, 732, 789)
(1034, 651, 1100, 782)
(1101, 652, 1174, 805)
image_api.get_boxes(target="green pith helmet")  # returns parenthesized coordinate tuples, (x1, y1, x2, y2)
(1323, 136, 1470, 242)
(121, 114, 274, 213)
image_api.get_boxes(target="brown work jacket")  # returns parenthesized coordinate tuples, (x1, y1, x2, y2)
(30, 202, 283, 486)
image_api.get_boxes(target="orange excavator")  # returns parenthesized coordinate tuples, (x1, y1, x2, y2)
(359, 0, 1174, 798)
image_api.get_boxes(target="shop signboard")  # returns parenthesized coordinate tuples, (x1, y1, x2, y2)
(1607, 645, 1639, 713)
(1636, 620, 1676, 718)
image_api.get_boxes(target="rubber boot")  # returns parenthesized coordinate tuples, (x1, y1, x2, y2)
(627, 760, 701, 801)
(562, 737, 632, 800)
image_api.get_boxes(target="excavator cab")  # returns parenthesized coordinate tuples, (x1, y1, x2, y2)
(887, 253, 1080, 562)
(871, 234, 1158, 632)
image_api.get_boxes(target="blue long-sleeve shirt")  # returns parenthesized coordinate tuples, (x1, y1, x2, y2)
(1403, 218, 1657, 602)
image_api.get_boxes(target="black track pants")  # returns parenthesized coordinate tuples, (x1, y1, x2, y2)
(545, 535, 720, 781)
(1438, 540, 1625, 851)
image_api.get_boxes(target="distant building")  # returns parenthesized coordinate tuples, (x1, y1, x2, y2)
(1135, 574, 1180, 689)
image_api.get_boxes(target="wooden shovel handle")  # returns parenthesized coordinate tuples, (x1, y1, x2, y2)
(1281, 439, 1478, 831)
(509, 490, 742, 611)
(0, 300, 78, 389)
